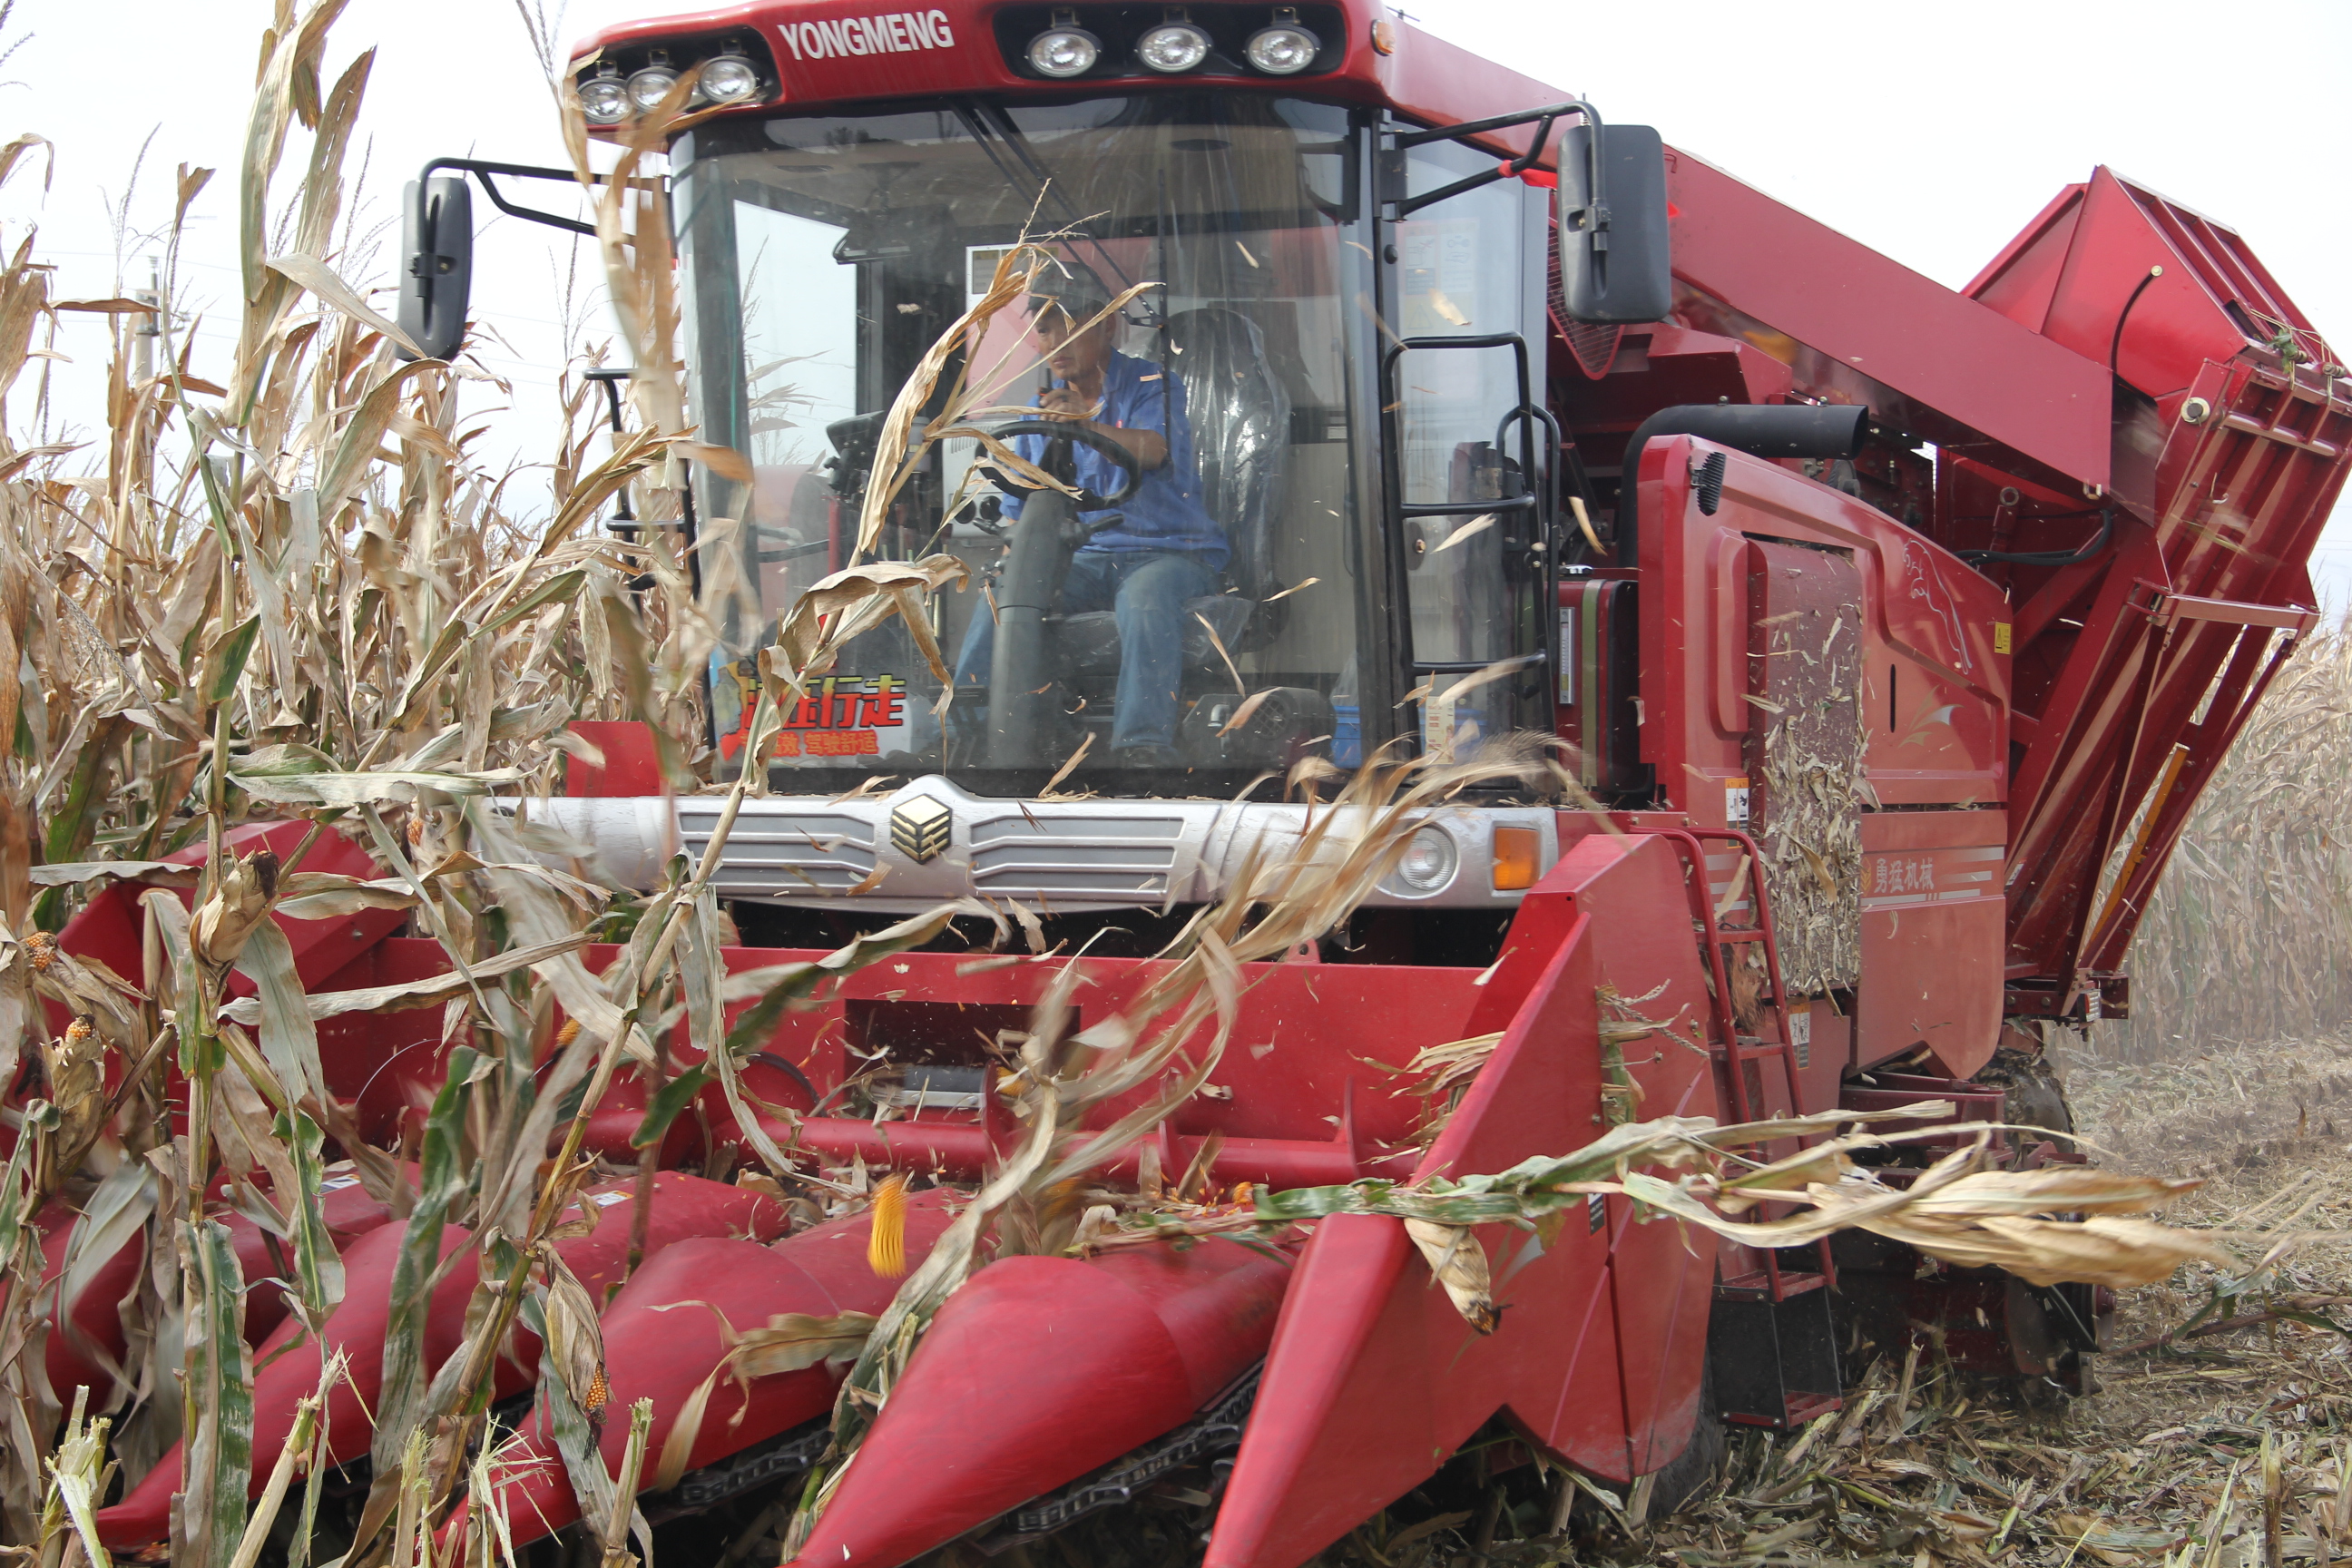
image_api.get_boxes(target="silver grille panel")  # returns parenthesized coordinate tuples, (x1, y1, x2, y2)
(680, 809, 876, 893)
(520, 779, 1558, 913)
(966, 811, 1182, 901)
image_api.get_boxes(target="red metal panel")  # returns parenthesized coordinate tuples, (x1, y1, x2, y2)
(1854, 813, 2004, 1076)
(1205, 903, 1613, 1568)
(1566, 839, 1720, 1475)
(1376, 19, 1571, 153)
(1663, 150, 2112, 492)
(1638, 436, 2009, 818)
(483, 938, 1507, 1178)
(563, 719, 666, 796)
(1207, 834, 1723, 1568)
(1969, 167, 2334, 401)
(1964, 183, 2088, 333)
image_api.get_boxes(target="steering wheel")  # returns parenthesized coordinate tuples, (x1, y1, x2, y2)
(981, 418, 1142, 512)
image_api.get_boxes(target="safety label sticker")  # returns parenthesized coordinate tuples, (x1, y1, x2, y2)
(716, 668, 915, 763)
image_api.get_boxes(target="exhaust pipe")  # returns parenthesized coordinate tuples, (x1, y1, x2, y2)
(1614, 402, 1871, 566)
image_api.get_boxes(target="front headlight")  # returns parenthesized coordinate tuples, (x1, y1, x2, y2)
(1391, 826, 1460, 896)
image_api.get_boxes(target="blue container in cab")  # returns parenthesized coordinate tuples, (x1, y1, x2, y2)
(1333, 703, 1361, 768)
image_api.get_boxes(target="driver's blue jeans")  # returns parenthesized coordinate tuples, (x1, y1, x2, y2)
(954, 548, 1219, 752)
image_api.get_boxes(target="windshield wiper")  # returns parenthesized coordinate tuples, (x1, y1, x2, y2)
(951, 102, 1152, 323)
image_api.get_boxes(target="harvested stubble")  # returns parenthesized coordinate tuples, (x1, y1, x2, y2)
(0, 7, 2328, 1568)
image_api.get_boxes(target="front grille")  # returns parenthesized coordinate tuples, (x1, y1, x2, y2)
(967, 812, 1181, 900)
(681, 808, 876, 894)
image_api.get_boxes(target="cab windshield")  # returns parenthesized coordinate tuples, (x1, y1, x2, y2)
(673, 93, 1365, 794)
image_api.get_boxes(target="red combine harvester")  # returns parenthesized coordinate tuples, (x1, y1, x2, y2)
(54, 2, 2352, 1564)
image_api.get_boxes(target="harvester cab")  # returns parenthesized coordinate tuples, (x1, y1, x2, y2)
(291, 0, 2352, 1563)
(660, 81, 1650, 800)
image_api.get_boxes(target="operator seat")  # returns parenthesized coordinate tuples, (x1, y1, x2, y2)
(1054, 307, 1291, 676)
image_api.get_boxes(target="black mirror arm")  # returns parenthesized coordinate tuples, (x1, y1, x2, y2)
(582, 368, 631, 437)
(1390, 99, 1602, 221)
(415, 157, 613, 240)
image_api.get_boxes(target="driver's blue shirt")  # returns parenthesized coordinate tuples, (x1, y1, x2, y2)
(1001, 349, 1229, 573)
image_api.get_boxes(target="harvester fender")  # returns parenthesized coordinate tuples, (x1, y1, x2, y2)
(37, 1168, 401, 1409)
(789, 1236, 1294, 1568)
(1203, 833, 1722, 1568)
(472, 1190, 961, 1548)
(95, 1173, 785, 1550)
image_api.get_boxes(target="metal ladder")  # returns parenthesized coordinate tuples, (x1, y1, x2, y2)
(1642, 826, 1834, 1306)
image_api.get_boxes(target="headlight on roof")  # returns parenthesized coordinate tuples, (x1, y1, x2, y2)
(1027, 15, 1102, 77)
(579, 65, 629, 125)
(699, 50, 761, 104)
(1136, 20, 1212, 73)
(1245, 14, 1320, 74)
(627, 57, 681, 113)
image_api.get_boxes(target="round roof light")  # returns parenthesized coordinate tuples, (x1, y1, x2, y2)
(1027, 24, 1101, 77)
(579, 67, 629, 125)
(1136, 22, 1212, 73)
(700, 52, 761, 103)
(627, 62, 681, 113)
(1244, 23, 1319, 74)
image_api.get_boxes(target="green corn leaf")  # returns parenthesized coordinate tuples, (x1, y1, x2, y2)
(178, 1220, 255, 1568)
(0, 1131, 32, 1261)
(480, 568, 587, 636)
(233, 922, 325, 1107)
(365, 1050, 475, 1489)
(204, 614, 265, 705)
(274, 1108, 344, 1325)
(631, 1062, 712, 1149)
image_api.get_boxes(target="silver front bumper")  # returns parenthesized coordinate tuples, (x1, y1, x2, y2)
(514, 776, 1557, 915)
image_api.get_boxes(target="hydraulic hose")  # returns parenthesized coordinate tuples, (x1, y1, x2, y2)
(1614, 403, 1872, 567)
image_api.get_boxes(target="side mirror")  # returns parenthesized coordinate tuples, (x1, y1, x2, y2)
(397, 175, 472, 362)
(1555, 123, 1671, 324)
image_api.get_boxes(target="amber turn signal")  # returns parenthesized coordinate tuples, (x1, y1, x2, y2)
(1492, 825, 1540, 890)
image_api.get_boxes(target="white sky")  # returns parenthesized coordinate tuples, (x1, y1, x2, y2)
(1, 0, 2346, 599)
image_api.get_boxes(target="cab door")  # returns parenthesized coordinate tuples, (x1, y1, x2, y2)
(1378, 129, 1557, 753)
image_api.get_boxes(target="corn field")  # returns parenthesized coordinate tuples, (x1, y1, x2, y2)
(2112, 629, 2352, 1059)
(0, 7, 2308, 1568)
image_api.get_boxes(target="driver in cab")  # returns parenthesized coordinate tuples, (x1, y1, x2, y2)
(953, 266, 1226, 769)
